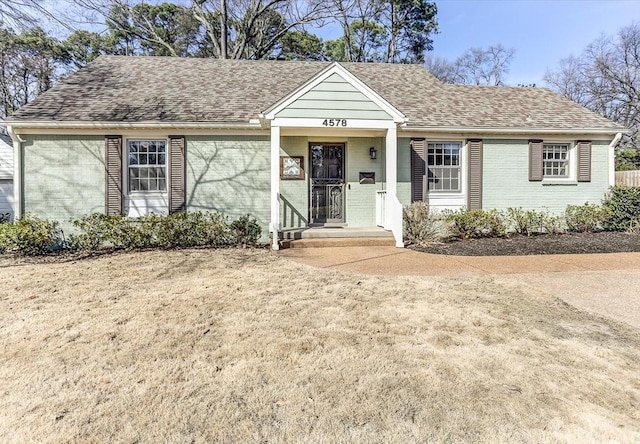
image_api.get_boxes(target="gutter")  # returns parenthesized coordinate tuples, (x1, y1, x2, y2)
(608, 132, 623, 188)
(401, 126, 628, 136)
(609, 132, 623, 148)
(2, 120, 265, 130)
(5, 125, 22, 220)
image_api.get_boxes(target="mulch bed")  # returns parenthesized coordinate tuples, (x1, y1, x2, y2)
(413, 232, 640, 256)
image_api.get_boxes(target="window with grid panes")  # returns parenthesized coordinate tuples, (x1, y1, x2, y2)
(128, 140, 167, 192)
(427, 142, 461, 192)
(543, 143, 569, 178)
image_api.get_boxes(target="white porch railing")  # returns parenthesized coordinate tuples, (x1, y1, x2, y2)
(376, 190, 404, 247)
(376, 190, 386, 227)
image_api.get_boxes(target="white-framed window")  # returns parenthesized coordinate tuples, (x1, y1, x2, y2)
(427, 141, 462, 192)
(543, 143, 570, 178)
(127, 139, 167, 192)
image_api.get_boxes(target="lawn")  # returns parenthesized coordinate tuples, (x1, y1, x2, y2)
(1, 249, 639, 443)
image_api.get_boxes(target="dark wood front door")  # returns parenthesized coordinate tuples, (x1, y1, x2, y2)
(309, 143, 345, 224)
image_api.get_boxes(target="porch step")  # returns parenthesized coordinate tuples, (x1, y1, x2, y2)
(281, 237, 396, 249)
(279, 226, 395, 248)
(282, 227, 393, 240)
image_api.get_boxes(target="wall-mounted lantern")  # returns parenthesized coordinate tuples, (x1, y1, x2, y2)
(369, 147, 377, 160)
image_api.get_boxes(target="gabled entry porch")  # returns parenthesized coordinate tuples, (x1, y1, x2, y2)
(260, 62, 406, 250)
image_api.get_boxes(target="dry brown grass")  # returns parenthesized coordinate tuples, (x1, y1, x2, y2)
(1, 249, 639, 443)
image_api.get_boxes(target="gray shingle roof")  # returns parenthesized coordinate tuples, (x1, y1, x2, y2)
(7, 55, 623, 132)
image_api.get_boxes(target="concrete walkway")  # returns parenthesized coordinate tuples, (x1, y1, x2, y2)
(280, 246, 640, 276)
(280, 247, 640, 329)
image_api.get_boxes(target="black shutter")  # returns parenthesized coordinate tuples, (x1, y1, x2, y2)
(169, 136, 186, 213)
(467, 139, 483, 209)
(411, 138, 426, 202)
(529, 140, 543, 181)
(577, 140, 592, 182)
(105, 135, 123, 216)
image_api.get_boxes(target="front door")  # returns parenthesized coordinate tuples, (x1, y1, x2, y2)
(310, 143, 345, 224)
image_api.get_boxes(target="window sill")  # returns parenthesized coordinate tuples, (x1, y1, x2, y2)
(427, 191, 463, 196)
(541, 179, 578, 186)
(127, 192, 168, 197)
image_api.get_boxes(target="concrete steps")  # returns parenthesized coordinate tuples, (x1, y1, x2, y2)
(281, 237, 395, 249)
(279, 227, 395, 248)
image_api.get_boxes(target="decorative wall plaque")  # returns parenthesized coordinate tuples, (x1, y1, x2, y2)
(280, 156, 304, 180)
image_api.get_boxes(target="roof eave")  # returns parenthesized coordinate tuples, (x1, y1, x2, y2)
(2, 120, 264, 130)
(401, 126, 627, 136)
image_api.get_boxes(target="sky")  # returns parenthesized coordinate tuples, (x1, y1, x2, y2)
(40, 0, 640, 87)
(427, 0, 640, 86)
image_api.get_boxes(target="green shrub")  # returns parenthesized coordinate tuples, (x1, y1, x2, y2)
(230, 214, 262, 247)
(505, 208, 547, 236)
(71, 211, 241, 251)
(446, 209, 507, 239)
(0, 214, 63, 255)
(541, 213, 566, 234)
(71, 213, 118, 250)
(403, 201, 441, 245)
(603, 186, 640, 231)
(565, 204, 611, 233)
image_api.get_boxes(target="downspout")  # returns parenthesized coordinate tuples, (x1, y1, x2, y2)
(609, 132, 623, 188)
(6, 125, 23, 220)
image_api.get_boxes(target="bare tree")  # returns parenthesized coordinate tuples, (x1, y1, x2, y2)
(0, 0, 77, 30)
(191, 0, 331, 59)
(425, 44, 515, 86)
(424, 53, 456, 82)
(327, 0, 437, 63)
(544, 23, 640, 149)
(451, 44, 515, 86)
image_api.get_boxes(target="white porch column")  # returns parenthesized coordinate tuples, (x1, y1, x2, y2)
(385, 126, 397, 195)
(384, 125, 404, 247)
(270, 125, 281, 250)
(7, 126, 22, 220)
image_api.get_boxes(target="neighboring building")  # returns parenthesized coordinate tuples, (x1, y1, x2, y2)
(0, 133, 14, 221)
(3, 56, 625, 248)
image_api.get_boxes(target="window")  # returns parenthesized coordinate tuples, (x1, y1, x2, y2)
(128, 140, 167, 192)
(543, 143, 569, 178)
(427, 142, 461, 192)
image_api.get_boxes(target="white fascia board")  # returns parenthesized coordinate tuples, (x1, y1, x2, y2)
(262, 62, 406, 123)
(271, 117, 397, 130)
(3, 120, 263, 130)
(401, 126, 627, 137)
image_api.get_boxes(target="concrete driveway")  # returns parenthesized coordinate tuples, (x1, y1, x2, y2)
(280, 247, 640, 330)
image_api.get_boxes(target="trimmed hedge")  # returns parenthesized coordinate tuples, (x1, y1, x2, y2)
(71, 212, 261, 250)
(603, 186, 640, 231)
(0, 214, 63, 255)
(446, 209, 507, 239)
(0, 211, 262, 256)
(564, 204, 610, 233)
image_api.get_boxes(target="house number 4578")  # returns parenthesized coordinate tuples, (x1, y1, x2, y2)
(322, 119, 347, 127)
